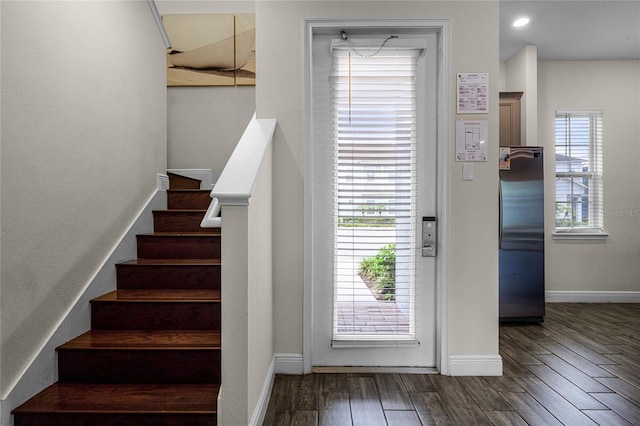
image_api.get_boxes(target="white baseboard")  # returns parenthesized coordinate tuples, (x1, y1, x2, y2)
(274, 353, 305, 375)
(448, 355, 503, 376)
(248, 357, 276, 426)
(228, 355, 283, 426)
(157, 173, 170, 190)
(216, 385, 222, 426)
(167, 169, 216, 189)
(273, 352, 503, 377)
(546, 291, 640, 303)
(311, 366, 438, 374)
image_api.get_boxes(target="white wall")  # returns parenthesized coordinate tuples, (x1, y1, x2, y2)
(167, 87, 254, 174)
(247, 142, 273, 423)
(219, 143, 274, 424)
(257, 1, 501, 367)
(156, 1, 256, 176)
(538, 60, 640, 294)
(505, 45, 538, 145)
(1, 0, 166, 406)
(499, 61, 507, 91)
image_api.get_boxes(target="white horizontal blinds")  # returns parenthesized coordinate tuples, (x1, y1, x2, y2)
(331, 47, 418, 339)
(555, 111, 604, 230)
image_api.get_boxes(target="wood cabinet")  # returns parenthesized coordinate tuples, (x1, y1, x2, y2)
(500, 91, 523, 146)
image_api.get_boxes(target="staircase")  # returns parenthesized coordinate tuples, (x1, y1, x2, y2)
(12, 173, 221, 426)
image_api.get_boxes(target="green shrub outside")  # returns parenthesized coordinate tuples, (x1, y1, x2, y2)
(358, 244, 396, 300)
(338, 205, 396, 228)
(338, 217, 396, 227)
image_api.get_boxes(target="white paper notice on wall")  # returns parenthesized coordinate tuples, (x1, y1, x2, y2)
(456, 119, 488, 161)
(457, 72, 488, 114)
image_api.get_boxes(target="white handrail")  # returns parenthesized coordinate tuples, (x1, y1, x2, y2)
(146, 0, 172, 49)
(200, 113, 277, 227)
(201, 197, 221, 228)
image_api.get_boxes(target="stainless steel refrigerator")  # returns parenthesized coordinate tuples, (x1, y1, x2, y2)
(499, 146, 545, 321)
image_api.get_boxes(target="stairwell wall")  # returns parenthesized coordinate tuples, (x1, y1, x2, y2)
(156, 1, 256, 176)
(0, 0, 167, 414)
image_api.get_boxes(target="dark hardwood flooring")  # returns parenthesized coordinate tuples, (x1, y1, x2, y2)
(263, 303, 640, 425)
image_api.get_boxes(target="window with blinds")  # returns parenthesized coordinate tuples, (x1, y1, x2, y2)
(330, 48, 418, 340)
(554, 111, 604, 232)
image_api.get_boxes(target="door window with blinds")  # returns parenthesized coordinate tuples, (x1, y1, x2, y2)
(331, 46, 419, 341)
(554, 111, 604, 232)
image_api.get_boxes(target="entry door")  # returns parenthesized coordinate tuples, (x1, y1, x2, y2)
(311, 32, 438, 368)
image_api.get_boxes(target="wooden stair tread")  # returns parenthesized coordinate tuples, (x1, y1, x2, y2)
(58, 330, 221, 350)
(154, 209, 207, 213)
(120, 258, 221, 265)
(93, 289, 220, 302)
(144, 232, 221, 237)
(12, 383, 218, 414)
(147, 234, 221, 239)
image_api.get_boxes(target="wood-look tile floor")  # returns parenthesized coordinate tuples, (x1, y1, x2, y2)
(263, 303, 640, 425)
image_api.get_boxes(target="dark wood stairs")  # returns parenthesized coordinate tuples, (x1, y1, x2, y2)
(12, 173, 221, 425)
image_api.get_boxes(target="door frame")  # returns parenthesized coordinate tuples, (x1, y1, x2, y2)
(303, 18, 451, 375)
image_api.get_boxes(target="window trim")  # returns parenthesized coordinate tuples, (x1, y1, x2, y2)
(552, 230, 609, 240)
(553, 110, 606, 239)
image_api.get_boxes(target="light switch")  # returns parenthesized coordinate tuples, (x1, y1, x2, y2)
(463, 163, 474, 181)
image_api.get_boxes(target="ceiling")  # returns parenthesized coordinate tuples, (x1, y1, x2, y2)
(500, 0, 640, 62)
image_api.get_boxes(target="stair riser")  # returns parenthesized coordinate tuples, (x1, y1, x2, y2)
(168, 173, 202, 190)
(91, 302, 220, 330)
(153, 211, 210, 233)
(137, 235, 220, 259)
(167, 191, 211, 210)
(116, 264, 221, 290)
(14, 413, 216, 426)
(58, 350, 220, 384)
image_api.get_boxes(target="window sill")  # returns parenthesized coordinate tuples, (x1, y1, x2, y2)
(552, 231, 609, 241)
(332, 339, 420, 348)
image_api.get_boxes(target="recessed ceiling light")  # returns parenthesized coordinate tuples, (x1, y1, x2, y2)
(513, 17, 530, 28)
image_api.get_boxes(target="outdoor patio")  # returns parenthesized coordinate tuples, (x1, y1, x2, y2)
(334, 269, 411, 335)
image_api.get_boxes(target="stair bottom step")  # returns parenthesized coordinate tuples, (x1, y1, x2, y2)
(13, 383, 217, 426)
(15, 412, 215, 426)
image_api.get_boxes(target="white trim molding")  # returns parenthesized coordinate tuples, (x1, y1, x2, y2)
(303, 18, 451, 376)
(552, 232, 609, 241)
(448, 355, 503, 376)
(146, 0, 172, 48)
(546, 291, 640, 303)
(248, 357, 276, 426)
(274, 353, 305, 375)
(216, 385, 223, 426)
(157, 173, 170, 190)
(312, 366, 439, 375)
